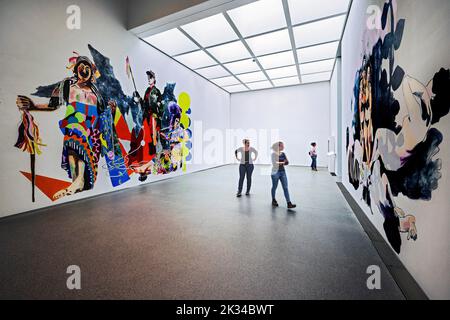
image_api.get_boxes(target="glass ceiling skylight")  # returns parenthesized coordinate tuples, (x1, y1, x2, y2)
(266, 65, 298, 80)
(224, 59, 260, 75)
(300, 58, 334, 75)
(207, 41, 251, 63)
(246, 29, 292, 56)
(143, 28, 199, 56)
(195, 65, 230, 79)
(237, 71, 267, 83)
(257, 50, 295, 70)
(227, 0, 286, 37)
(293, 15, 346, 48)
(223, 84, 248, 93)
(302, 71, 332, 84)
(211, 76, 240, 87)
(180, 13, 238, 47)
(174, 50, 216, 69)
(139, 0, 351, 93)
(273, 76, 300, 87)
(297, 41, 339, 64)
(246, 80, 273, 90)
(288, 0, 350, 25)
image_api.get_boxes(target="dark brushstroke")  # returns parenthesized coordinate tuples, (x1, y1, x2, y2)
(386, 128, 443, 200)
(430, 68, 450, 124)
(394, 19, 405, 50)
(381, 204, 402, 254)
(31, 82, 59, 98)
(87, 44, 141, 131)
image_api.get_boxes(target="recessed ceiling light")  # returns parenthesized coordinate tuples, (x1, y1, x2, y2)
(266, 65, 298, 79)
(237, 71, 267, 83)
(257, 51, 296, 69)
(288, 0, 350, 25)
(301, 71, 331, 83)
(300, 58, 335, 74)
(207, 41, 251, 63)
(224, 59, 260, 74)
(224, 84, 249, 93)
(246, 80, 273, 90)
(211, 76, 240, 87)
(143, 28, 199, 56)
(174, 50, 217, 69)
(246, 29, 292, 56)
(180, 14, 238, 47)
(227, 0, 287, 37)
(297, 41, 339, 64)
(195, 65, 230, 79)
(273, 76, 300, 87)
(293, 15, 346, 48)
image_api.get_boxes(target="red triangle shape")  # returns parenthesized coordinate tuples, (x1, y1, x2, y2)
(20, 171, 72, 201)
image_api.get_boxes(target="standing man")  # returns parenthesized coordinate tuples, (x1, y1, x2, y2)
(129, 70, 162, 180)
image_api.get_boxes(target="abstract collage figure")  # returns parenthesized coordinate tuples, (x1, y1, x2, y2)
(346, 0, 450, 253)
(14, 46, 192, 202)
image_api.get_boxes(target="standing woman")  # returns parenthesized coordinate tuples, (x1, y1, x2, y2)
(271, 141, 296, 208)
(309, 142, 318, 171)
(235, 139, 258, 197)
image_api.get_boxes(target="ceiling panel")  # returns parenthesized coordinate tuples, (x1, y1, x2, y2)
(273, 76, 300, 87)
(288, 0, 350, 25)
(258, 50, 295, 69)
(301, 71, 332, 83)
(237, 71, 267, 83)
(211, 75, 240, 86)
(297, 41, 339, 64)
(293, 15, 346, 48)
(266, 65, 298, 79)
(143, 28, 199, 56)
(223, 84, 249, 93)
(300, 58, 335, 75)
(224, 59, 261, 74)
(195, 65, 230, 79)
(174, 50, 217, 69)
(207, 41, 251, 63)
(246, 80, 273, 90)
(246, 29, 292, 56)
(180, 14, 238, 47)
(227, 0, 286, 37)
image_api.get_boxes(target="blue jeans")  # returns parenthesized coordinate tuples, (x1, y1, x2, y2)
(238, 164, 254, 193)
(271, 170, 291, 203)
(311, 155, 317, 169)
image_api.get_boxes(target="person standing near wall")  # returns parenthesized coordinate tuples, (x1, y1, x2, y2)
(309, 142, 318, 171)
(271, 142, 296, 209)
(235, 139, 258, 197)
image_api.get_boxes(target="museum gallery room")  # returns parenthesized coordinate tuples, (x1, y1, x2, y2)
(0, 0, 449, 301)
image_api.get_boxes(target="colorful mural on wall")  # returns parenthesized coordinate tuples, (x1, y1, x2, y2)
(346, 0, 450, 253)
(14, 45, 192, 202)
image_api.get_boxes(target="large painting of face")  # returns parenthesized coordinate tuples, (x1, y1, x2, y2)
(346, 0, 450, 253)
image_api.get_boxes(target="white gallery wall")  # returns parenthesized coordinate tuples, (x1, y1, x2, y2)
(340, 0, 450, 299)
(230, 82, 331, 166)
(329, 59, 340, 174)
(0, 0, 230, 218)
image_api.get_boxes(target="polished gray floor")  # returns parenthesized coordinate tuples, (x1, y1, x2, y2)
(0, 165, 404, 299)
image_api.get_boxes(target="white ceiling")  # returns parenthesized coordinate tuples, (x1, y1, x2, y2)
(142, 0, 350, 93)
